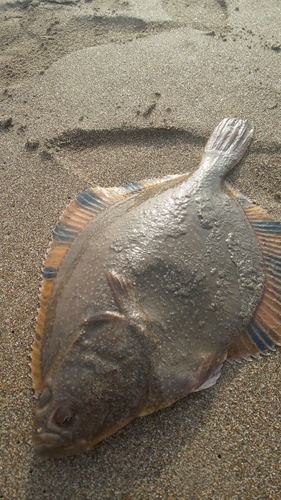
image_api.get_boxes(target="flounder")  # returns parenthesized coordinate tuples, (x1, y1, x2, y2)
(32, 118, 281, 458)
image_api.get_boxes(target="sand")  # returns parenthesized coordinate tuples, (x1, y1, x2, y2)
(0, 0, 280, 498)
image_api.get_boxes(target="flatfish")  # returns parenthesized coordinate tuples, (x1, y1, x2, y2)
(32, 118, 281, 458)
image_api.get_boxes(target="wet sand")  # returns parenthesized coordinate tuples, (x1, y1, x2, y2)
(1, 1, 281, 499)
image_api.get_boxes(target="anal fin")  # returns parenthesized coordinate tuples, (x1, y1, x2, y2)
(226, 185, 281, 363)
(227, 328, 264, 363)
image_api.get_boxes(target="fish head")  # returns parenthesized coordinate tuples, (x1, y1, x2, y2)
(33, 314, 149, 458)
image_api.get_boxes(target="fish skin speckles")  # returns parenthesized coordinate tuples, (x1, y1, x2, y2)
(32, 118, 281, 458)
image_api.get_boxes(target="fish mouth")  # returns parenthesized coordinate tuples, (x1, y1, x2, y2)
(34, 442, 78, 459)
(33, 431, 65, 458)
(33, 431, 64, 446)
(33, 431, 87, 459)
(33, 432, 64, 446)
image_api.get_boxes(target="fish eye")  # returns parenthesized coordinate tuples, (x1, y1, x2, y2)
(62, 416, 72, 425)
(53, 406, 75, 427)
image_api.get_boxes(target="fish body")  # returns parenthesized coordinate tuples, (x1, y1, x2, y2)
(32, 119, 281, 458)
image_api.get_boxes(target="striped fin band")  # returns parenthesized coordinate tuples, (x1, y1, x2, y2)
(226, 185, 281, 362)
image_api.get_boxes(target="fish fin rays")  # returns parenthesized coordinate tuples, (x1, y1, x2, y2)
(107, 271, 134, 311)
(193, 364, 223, 392)
(32, 174, 188, 395)
(227, 327, 265, 363)
(200, 118, 253, 178)
(226, 185, 281, 363)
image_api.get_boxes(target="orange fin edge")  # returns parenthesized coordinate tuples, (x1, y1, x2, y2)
(226, 185, 281, 363)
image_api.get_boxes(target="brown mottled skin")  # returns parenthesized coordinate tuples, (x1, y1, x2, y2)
(33, 119, 265, 458)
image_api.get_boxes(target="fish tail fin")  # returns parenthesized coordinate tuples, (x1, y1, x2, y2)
(200, 118, 253, 179)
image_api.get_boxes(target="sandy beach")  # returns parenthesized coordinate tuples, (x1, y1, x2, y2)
(1, 1, 281, 498)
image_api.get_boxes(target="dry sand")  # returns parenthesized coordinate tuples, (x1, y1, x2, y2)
(1, 0, 281, 499)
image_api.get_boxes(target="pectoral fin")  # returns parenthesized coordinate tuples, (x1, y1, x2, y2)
(107, 271, 158, 348)
(194, 364, 223, 392)
(81, 311, 125, 327)
(107, 271, 137, 314)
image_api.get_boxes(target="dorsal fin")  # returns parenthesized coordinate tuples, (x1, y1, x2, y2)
(226, 185, 281, 362)
(31, 173, 189, 396)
